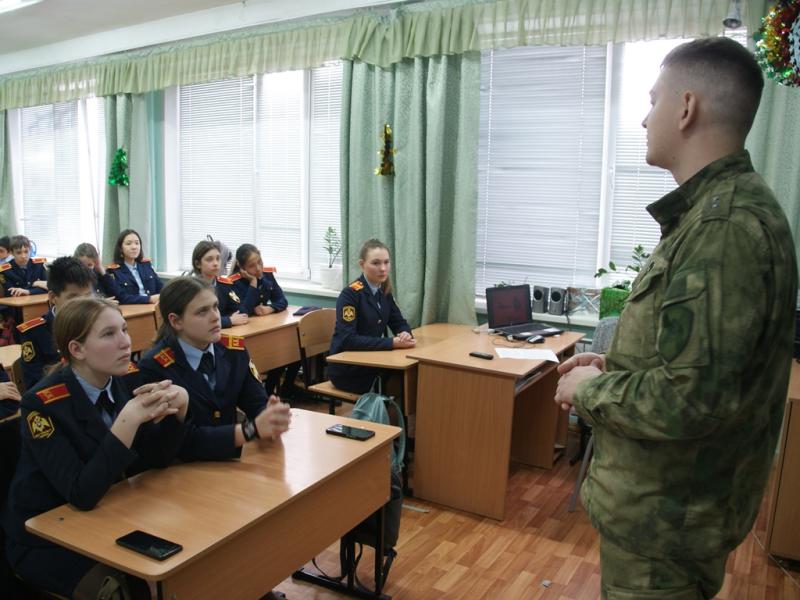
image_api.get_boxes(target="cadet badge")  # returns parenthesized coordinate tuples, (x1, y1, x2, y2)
(27, 411, 55, 440)
(21, 341, 35, 363)
(249, 360, 260, 381)
(154, 348, 176, 368)
(36, 383, 70, 404)
(221, 334, 245, 351)
(229, 290, 240, 303)
(343, 305, 356, 322)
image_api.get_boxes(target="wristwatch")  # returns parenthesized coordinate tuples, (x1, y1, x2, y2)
(242, 418, 259, 442)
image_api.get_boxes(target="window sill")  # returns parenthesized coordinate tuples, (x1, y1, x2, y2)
(475, 297, 599, 329)
(157, 272, 341, 299)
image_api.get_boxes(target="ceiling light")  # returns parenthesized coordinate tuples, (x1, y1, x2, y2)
(0, 0, 44, 17)
(723, 0, 743, 29)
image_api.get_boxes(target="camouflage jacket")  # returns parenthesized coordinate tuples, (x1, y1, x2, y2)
(574, 151, 797, 560)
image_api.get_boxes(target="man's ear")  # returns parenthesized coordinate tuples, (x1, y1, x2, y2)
(678, 90, 699, 132)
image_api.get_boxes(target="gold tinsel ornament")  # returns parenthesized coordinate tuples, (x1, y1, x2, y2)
(374, 123, 396, 176)
(754, 0, 800, 87)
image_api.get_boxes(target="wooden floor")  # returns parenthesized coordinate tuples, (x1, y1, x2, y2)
(277, 397, 800, 599)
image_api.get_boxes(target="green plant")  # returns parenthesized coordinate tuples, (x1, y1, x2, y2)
(594, 244, 651, 291)
(323, 226, 342, 268)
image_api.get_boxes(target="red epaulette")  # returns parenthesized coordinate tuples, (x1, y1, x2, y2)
(220, 334, 245, 351)
(32, 257, 47, 264)
(140, 257, 151, 263)
(349, 280, 364, 291)
(0, 263, 10, 272)
(262, 266, 276, 273)
(217, 275, 234, 285)
(153, 348, 176, 368)
(106, 263, 120, 270)
(126, 362, 139, 374)
(36, 383, 70, 405)
(17, 317, 46, 333)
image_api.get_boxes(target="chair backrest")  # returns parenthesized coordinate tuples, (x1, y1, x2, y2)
(297, 308, 336, 358)
(153, 301, 163, 331)
(11, 358, 24, 393)
(591, 316, 619, 354)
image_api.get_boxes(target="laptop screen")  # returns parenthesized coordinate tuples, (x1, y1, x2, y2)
(486, 285, 533, 328)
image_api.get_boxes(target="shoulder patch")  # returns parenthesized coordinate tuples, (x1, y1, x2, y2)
(342, 305, 356, 322)
(217, 275, 233, 285)
(21, 341, 36, 362)
(249, 360, 260, 381)
(220, 334, 245, 351)
(0, 263, 11, 272)
(349, 280, 364, 291)
(263, 266, 276, 273)
(36, 383, 70, 405)
(106, 263, 120, 270)
(32, 257, 47, 264)
(17, 317, 46, 333)
(27, 411, 55, 439)
(153, 348, 176, 368)
(127, 362, 139, 374)
(140, 257, 151, 263)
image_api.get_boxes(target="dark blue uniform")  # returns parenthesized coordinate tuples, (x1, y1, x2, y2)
(105, 259, 163, 304)
(138, 334, 266, 461)
(17, 310, 58, 391)
(92, 271, 120, 300)
(4, 366, 186, 597)
(0, 364, 17, 420)
(328, 275, 412, 394)
(0, 258, 48, 296)
(214, 274, 256, 329)
(232, 268, 288, 315)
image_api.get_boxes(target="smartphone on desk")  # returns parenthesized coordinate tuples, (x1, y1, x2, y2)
(116, 530, 183, 561)
(326, 423, 375, 441)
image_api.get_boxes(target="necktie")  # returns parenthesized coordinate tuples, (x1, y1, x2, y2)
(96, 389, 116, 425)
(198, 352, 215, 378)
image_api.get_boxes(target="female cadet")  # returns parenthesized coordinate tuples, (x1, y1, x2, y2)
(106, 229, 163, 304)
(138, 277, 291, 461)
(328, 239, 415, 394)
(74, 242, 120, 302)
(4, 297, 188, 600)
(230, 244, 299, 397)
(190, 240, 249, 328)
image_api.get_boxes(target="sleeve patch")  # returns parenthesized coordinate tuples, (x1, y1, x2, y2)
(342, 305, 356, 322)
(27, 411, 55, 439)
(21, 341, 35, 362)
(249, 360, 261, 381)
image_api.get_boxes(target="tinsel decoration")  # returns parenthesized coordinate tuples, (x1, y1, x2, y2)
(754, 0, 800, 87)
(374, 123, 395, 176)
(108, 148, 130, 187)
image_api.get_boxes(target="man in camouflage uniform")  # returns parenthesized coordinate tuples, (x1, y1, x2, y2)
(555, 37, 798, 598)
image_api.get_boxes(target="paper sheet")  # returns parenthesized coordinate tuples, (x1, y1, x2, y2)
(495, 348, 559, 362)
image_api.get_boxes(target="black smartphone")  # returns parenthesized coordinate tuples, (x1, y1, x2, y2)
(469, 351, 494, 360)
(116, 530, 183, 561)
(326, 423, 375, 441)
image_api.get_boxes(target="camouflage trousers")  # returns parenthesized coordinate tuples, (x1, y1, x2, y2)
(600, 537, 728, 599)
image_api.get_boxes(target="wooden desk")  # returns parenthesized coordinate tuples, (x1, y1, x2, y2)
(119, 304, 157, 353)
(1, 344, 21, 383)
(766, 360, 800, 560)
(27, 409, 400, 599)
(0, 295, 49, 323)
(225, 308, 302, 373)
(409, 331, 584, 519)
(326, 323, 471, 416)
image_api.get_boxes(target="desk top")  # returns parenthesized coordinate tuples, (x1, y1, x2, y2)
(118, 304, 156, 318)
(224, 307, 302, 337)
(326, 323, 472, 370)
(0, 344, 21, 369)
(789, 361, 800, 403)
(0, 295, 48, 309)
(26, 409, 399, 580)
(408, 330, 584, 379)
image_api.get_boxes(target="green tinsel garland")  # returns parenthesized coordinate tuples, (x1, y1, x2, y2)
(108, 148, 130, 187)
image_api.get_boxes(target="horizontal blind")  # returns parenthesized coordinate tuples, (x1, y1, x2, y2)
(476, 45, 607, 296)
(178, 76, 256, 270)
(309, 62, 343, 270)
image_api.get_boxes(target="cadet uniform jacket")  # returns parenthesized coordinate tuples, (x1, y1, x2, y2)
(573, 151, 798, 560)
(93, 271, 120, 300)
(17, 310, 58, 391)
(138, 335, 266, 461)
(0, 258, 48, 295)
(0, 363, 17, 419)
(5, 366, 187, 556)
(106, 259, 163, 304)
(232, 268, 288, 315)
(214, 274, 257, 328)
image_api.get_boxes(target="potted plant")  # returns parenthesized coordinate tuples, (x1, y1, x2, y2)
(595, 244, 650, 318)
(319, 226, 343, 290)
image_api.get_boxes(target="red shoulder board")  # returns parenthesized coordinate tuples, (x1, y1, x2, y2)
(153, 348, 176, 368)
(127, 362, 139, 374)
(106, 263, 120, 270)
(0, 263, 10, 272)
(262, 266, 276, 273)
(36, 383, 70, 404)
(140, 258, 151, 263)
(32, 257, 47, 264)
(17, 317, 46, 333)
(349, 280, 364, 291)
(220, 334, 245, 351)
(229, 273, 242, 282)
(217, 275, 234, 285)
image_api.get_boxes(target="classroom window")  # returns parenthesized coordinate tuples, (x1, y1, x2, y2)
(174, 61, 342, 278)
(8, 98, 106, 259)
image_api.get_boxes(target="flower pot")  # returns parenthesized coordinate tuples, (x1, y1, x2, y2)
(320, 265, 343, 290)
(599, 287, 630, 319)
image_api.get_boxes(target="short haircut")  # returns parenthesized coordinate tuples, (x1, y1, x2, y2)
(0, 236, 10, 251)
(662, 37, 763, 137)
(47, 256, 94, 296)
(9, 235, 31, 252)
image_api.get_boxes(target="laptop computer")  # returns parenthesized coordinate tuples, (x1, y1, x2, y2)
(485, 284, 563, 338)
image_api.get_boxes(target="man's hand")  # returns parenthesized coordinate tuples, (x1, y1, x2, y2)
(554, 365, 602, 412)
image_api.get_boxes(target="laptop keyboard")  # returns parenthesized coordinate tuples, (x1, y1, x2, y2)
(500, 322, 552, 334)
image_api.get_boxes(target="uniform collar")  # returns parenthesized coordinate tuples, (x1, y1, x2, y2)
(73, 369, 115, 408)
(178, 337, 214, 371)
(646, 150, 754, 235)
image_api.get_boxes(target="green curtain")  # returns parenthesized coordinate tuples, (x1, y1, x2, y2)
(0, 0, 733, 111)
(0, 110, 15, 234)
(340, 53, 480, 327)
(103, 94, 132, 261)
